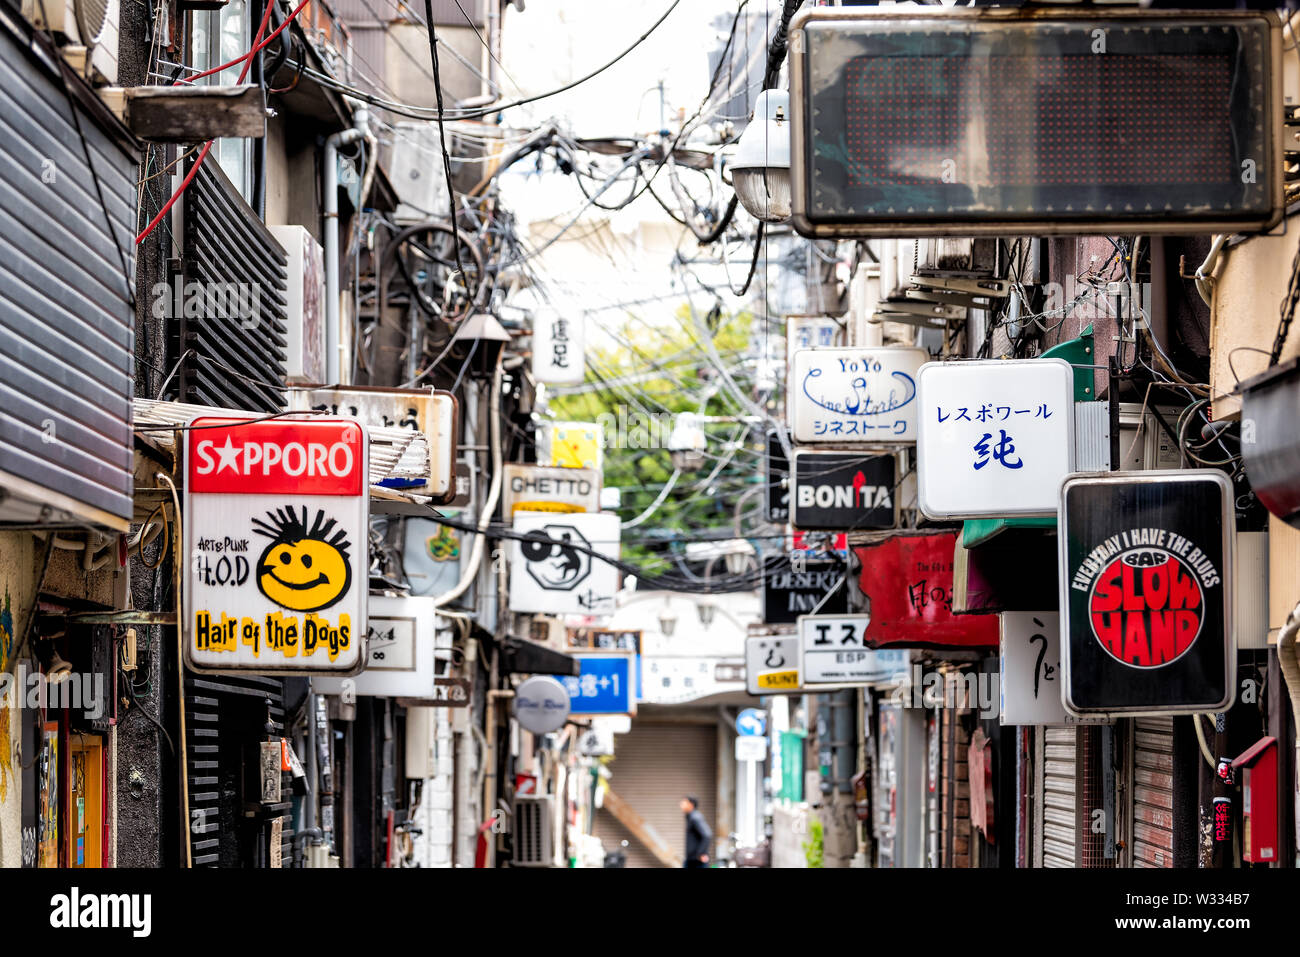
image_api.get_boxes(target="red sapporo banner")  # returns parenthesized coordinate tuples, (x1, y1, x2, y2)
(188, 418, 366, 496)
(853, 531, 998, 649)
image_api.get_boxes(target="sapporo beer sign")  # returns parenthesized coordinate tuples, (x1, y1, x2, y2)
(184, 417, 369, 674)
(1059, 471, 1235, 716)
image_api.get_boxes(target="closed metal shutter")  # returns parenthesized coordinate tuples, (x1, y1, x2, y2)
(594, 721, 718, 868)
(0, 21, 136, 527)
(1132, 716, 1175, 868)
(1038, 726, 1079, 868)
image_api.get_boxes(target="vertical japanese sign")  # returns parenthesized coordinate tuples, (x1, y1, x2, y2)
(1059, 471, 1235, 716)
(183, 417, 369, 674)
(853, 532, 999, 649)
(532, 309, 585, 385)
(916, 358, 1075, 519)
(998, 612, 1106, 726)
(790, 347, 927, 442)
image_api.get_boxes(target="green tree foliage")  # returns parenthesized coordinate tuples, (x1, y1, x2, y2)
(549, 305, 762, 567)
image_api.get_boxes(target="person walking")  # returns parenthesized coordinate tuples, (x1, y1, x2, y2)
(680, 795, 712, 868)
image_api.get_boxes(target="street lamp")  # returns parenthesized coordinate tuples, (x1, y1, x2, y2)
(667, 411, 707, 471)
(730, 90, 792, 224)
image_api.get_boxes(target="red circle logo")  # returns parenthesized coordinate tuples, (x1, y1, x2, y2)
(1087, 547, 1203, 669)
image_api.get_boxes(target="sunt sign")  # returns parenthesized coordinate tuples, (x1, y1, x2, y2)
(1059, 471, 1235, 717)
(183, 417, 369, 674)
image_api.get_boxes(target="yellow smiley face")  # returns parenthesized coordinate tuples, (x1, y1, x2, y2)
(252, 507, 353, 612)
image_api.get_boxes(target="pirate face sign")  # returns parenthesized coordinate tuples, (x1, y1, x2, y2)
(521, 524, 591, 591)
(253, 506, 354, 612)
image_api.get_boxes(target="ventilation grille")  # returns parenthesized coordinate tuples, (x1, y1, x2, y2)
(176, 161, 288, 413)
(512, 795, 552, 867)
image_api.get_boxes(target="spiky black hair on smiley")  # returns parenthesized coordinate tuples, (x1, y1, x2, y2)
(252, 506, 352, 556)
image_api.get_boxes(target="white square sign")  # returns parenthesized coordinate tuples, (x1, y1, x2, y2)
(745, 634, 801, 695)
(313, 595, 441, 698)
(183, 416, 369, 674)
(509, 511, 620, 616)
(798, 614, 873, 684)
(790, 347, 927, 443)
(916, 358, 1075, 519)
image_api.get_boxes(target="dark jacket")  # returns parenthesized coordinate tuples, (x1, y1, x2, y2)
(685, 808, 713, 863)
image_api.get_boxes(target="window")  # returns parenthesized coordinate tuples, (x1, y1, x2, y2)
(191, 0, 255, 202)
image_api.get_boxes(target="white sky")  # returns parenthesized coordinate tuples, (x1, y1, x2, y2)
(490, 1, 778, 349)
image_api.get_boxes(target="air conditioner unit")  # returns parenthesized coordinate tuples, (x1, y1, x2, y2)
(388, 121, 451, 224)
(512, 794, 554, 867)
(1116, 402, 1183, 472)
(268, 225, 327, 384)
(24, 0, 120, 85)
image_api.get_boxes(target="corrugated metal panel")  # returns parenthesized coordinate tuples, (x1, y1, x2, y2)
(348, 24, 388, 91)
(1074, 401, 1111, 472)
(177, 161, 288, 413)
(332, 0, 482, 26)
(1132, 716, 1175, 868)
(428, 0, 484, 27)
(594, 721, 717, 868)
(0, 24, 136, 524)
(1040, 726, 1078, 868)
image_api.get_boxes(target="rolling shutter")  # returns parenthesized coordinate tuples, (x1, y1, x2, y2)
(1132, 716, 1176, 868)
(594, 721, 717, 868)
(0, 20, 136, 527)
(1038, 726, 1079, 868)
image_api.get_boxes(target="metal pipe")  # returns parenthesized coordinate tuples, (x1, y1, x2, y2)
(323, 110, 367, 383)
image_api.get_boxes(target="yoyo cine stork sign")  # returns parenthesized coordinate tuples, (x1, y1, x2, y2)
(183, 416, 370, 674)
(790, 347, 927, 443)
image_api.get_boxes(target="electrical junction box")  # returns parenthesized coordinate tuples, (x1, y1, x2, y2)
(1233, 737, 1279, 864)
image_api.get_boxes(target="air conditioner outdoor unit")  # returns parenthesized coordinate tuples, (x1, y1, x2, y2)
(512, 794, 554, 867)
(388, 121, 451, 224)
(24, 0, 120, 85)
(268, 225, 327, 384)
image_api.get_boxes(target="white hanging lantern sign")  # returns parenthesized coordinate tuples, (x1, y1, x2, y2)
(532, 308, 585, 385)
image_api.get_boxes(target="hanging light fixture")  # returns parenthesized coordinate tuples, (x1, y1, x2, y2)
(730, 90, 792, 224)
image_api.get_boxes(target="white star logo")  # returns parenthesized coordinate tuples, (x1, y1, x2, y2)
(213, 436, 241, 474)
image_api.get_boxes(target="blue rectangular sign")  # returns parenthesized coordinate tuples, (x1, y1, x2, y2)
(562, 654, 635, 715)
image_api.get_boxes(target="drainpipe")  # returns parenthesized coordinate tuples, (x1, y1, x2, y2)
(324, 107, 369, 383)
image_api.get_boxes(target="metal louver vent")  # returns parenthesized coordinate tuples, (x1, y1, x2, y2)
(176, 161, 288, 413)
(512, 795, 552, 867)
